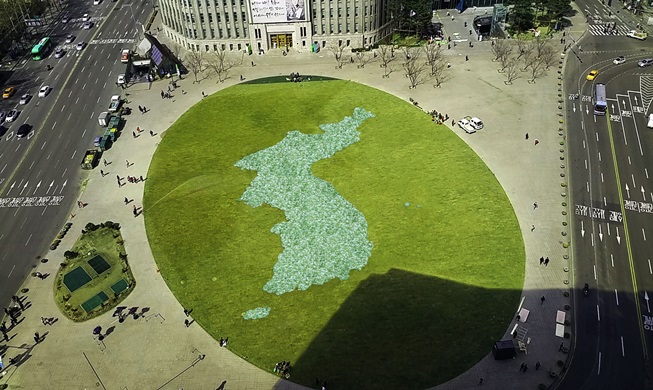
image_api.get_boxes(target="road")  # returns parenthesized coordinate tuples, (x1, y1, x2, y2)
(558, 0, 653, 388)
(0, 0, 152, 308)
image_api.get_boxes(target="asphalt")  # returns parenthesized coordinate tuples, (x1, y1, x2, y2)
(0, 6, 591, 390)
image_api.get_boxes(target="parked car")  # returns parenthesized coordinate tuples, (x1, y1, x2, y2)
(5, 109, 19, 122)
(638, 59, 653, 68)
(469, 117, 484, 130)
(626, 30, 647, 40)
(65, 34, 75, 44)
(613, 56, 626, 65)
(54, 47, 65, 58)
(76, 42, 85, 51)
(457, 117, 476, 134)
(19, 94, 31, 104)
(648, 113, 653, 129)
(16, 123, 31, 138)
(83, 21, 93, 29)
(82, 13, 90, 21)
(38, 86, 51, 97)
(117, 74, 126, 85)
(3, 86, 15, 99)
(94, 0, 101, 4)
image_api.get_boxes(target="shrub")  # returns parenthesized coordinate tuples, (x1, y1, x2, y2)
(85, 222, 99, 232)
(63, 250, 78, 260)
(539, 384, 547, 390)
(63, 293, 71, 301)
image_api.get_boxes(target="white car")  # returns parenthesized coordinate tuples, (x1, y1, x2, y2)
(65, 34, 75, 44)
(5, 109, 19, 122)
(457, 118, 476, 134)
(117, 74, 126, 85)
(613, 56, 625, 65)
(62, 15, 69, 23)
(648, 113, 653, 129)
(638, 59, 653, 68)
(38, 86, 51, 97)
(626, 30, 647, 40)
(83, 21, 93, 29)
(82, 13, 90, 21)
(54, 47, 65, 58)
(469, 117, 484, 130)
(93, 0, 101, 4)
(19, 94, 31, 104)
(76, 42, 85, 51)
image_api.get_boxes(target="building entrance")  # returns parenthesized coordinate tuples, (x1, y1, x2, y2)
(270, 34, 293, 49)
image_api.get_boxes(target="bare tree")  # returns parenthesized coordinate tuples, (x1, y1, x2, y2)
(382, 63, 396, 78)
(491, 39, 512, 64)
(329, 42, 348, 69)
(184, 50, 206, 83)
(515, 37, 532, 61)
(424, 42, 444, 75)
(402, 47, 429, 89)
(539, 44, 557, 70)
(521, 47, 539, 72)
(355, 51, 375, 68)
(206, 48, 237, 83)
(503, 59, 520, 85)
(528, 58, 547, 83)
(378, 45, 395, 69)
(431, 59, 450, 88)
(533, 36, 549, 58)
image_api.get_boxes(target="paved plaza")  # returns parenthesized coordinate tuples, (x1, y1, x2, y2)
(0, 6, 588, 390)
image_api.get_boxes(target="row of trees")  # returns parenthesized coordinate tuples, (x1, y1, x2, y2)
(490, 37, 558, 84)
(183, 48, 244, 83)
(504, 0, 573, 32)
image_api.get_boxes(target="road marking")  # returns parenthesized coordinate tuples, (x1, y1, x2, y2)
(82, 83, 86, 90)
(41, 142, 46, 150)
(621, 336, 625, 356)
(0, 164, 6, 174)
(82, 129, 86, 138)
(585, 159, 588, 170)
(0, 196, 65, 208)
(644, 228, 647, 242)
(649, 259, 652, 274)
(25, 233, 32, 246)
(611, 254, 614, 267)
(7, 264, 15, 278)
(68, 91, 72, 97)
(597, 352, 602, 375)
(97, 96, 101, 103)
(597, 305, 601, 322)
(41, 205, 48, 215)
(61, 104, 66, 112)
(75, 97, 79, 104)
(646, 168, 650, 179)
(601, 172, 604, 182)
(20, 217, 27, 229)
(615, 289, 620, 305)
(62, 168, 67, 177)
(29, 161, 35, 170)
(598, 152, 601, 161)
(71, 150, 77, 160)
(52, 121, 57, 130)
(75, 78, 79, 84)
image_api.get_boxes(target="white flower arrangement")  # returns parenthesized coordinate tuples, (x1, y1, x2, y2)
(242, 307, 271, 320)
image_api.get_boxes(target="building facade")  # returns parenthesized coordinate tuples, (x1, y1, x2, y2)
(159, 0, 394, 53)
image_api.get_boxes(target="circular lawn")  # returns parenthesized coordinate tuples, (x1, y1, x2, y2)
(143, 78, 525, 390)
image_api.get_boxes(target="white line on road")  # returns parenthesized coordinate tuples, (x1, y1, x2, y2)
(62, 168, 67, 177)
(598, 152, 601, 162)
(646, 168, 650, 179)
(587, 182, 590, 192)
(14, 144, 20, 152)
(81, 66, 86, 73)
(67, 112, 72, 120)
(71, 150, 77, 160)
(97, 96, 101, 103)
(632, 174, 636, 188)
(75, 78, 79, 84)
(596, 133, 599, 142)
(594, 264, 597, 280)
(52, 121, 57, 129)
(95, 77, 99, 84)
(75, 97, 79, 104)
(103, 82, 107, 89)
(628, 156, 632, 165)
(648, 259, 652, 274)
(621, 336, 625, 356)
(611, 254, 614, 267)
(7, 264, 15, 278)
(601, 172, 604, 182)
(29, 161, 35, 169)
(82, 83, 86, 90)
(82, 129, 87, 138)
(25, 233, 32, 246)
(597, 305, 600, 321)
(597, 352, 601, 375)
(643, 228, 647, 242)
(615, 289, 619, 305)
(68, 90, 72, 97)
(61, 104, 65, 112)
(20, 217, 27, 229)
(41, 205, 48, 215)
(591, 232, 595, 247)
(584, 159, 588, 170)
(603, 197, 607, 207)
(0, 164, 6, 174)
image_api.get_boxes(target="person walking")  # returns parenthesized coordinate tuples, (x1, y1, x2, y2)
(132, 131, 136, 138)
(535, 361, 541, 370)
(126, 160, 131, 167)
(540, 295, 546, 304)
(544, 257, 550, 266)
(540, 256, 544, 265)
(34, 332, 40, 343)
(534, 138, 539, 145)
(525, 133, 529, 140)
(149, 130, 154, 137)
(124, 197, 129, 205)
(478, 377, 483, 385)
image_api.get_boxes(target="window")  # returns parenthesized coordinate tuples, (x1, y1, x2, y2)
(208, 13, 213, 22)
(193, 29, 198, 38)
(225, 14, 229, 22)
(338, 23, 341, 33)
(229, 43, 234, 50)
(200, 13, 205, 23)
(346, 7, 350, 17)
(227, 28, 231, 37)
(213, 44, 218, 51)
(221, 43, 226, 50)
(329, 8, 333, 17)
(202, 28, 207, 37)
(238, 43, 242, 50)
(217, 14, 221, 22)
(233, 11, 238, 21)
(235, 28, 239, 37)
(205, 44, 209, 51)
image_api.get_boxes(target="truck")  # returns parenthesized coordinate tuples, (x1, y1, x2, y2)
(98, 111, 110, 127)
(121, 49, 130, 63)
(81, 149, 101, 170)
(108, 95, 122, 112)
(626, 30, 647, 40)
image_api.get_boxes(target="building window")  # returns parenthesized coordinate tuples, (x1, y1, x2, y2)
(238, 43, 242, 50)
(346, 7, 350, 17)
(225, 14, 229, 22)
(229, 43, 234, 50)
(202, 28, 207, 37)
(222, 43, 226, 50)
(235, 28, 239, 37)
(214, 44, 218, 51)
(205, 44, 210, 51)
(208, 13, 213, 22)
(227, 28, 231, 37)
(200, 13, 205, 23)
(217, 14, 221, 22)
(338, 23, 341, 33)
(329, 8, 333, 17)
(193, 29, 198, 38)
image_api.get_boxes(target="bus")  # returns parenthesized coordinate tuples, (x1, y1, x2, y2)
(31, 37, 51, 61)
(594, 83, 607, 116)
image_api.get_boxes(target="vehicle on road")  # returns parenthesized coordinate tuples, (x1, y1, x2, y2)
(457, 117, 476, 134)
(19, 94, 31, 104)
(586, 70, 599, 81)
(613, 56, 626, 65)
(16, 124, 31, 139)
(3, 87, 15, 99)
(31, 37, 51, 61)
(98, 111, 111, 126)
(62, 15, 69, 23)
(54, 47, 65, 58)
(648, 114, 653, 129)
(38, 86, 51, 97)
(638, 59, 653, 67)
(76, 42, 85, 51)
(117, 74, 126, 85)
(626, 30, 647, 40)
(94, 0, 101, 4)
(108, 95, 122, 112)
(469, 117, 484, 130)
(81, 149, 101, 169)
(65, 34, 75, 44)
(82, 13, 90, 21)
(5, 109, 19, 122)
(594, 83, 607, 116)
(121, 49, 130, 63)
(83, 21, 93, 29)
(0, 112, 6, 122)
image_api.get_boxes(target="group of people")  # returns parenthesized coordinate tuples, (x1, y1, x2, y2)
(273, 360, 292, 378)
(428, 110, 449, 124)
(219, 337, 229, 347)
(288, 72, 305, 83)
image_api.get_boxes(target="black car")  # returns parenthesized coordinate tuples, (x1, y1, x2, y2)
(16, 123, 31, 138)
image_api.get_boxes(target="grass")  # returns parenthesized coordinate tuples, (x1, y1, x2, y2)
(54, 224, 135, 321)
(143, 79, 525, 389)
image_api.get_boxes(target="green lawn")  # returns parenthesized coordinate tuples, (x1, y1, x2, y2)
(54, 224, 135, 321)
(144, 79, 524, 389)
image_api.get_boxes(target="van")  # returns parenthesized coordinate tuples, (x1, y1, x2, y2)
(648, 113, 653, 129)
(121, 49, 130, 63)
(470, 117, 484, 130)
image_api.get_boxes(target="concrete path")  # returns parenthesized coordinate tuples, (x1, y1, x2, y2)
(0, 6, 588, 390)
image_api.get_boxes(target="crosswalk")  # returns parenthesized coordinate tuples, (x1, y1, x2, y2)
(588, 24, 630, 36)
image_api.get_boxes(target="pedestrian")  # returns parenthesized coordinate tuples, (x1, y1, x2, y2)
(540, 256, 544, 265)
(534, 138, 539, 145)
(184, 308, 189, 317)
(100, 169, 105, 176)
(531, 225, 535, 231)
(519, 362, 525, 372)
(132, 131, 136, 138)
(124, 197, 129, 205)
(17, 299, 24, 311)
(10, 316, 16, 327)
(533, 202, 538, 209)
(138, 105, 143, 113)
(133, 208, 138, 217)
(103, 159, 108, 166)
(34, 332, 40, 343)
(184, 319, 190, 327)
(142, 106, 147, 113)
(150, 130, 154, 137)
(126, 160, 130, 167)
(540, 295, 545, 304)
(478, 377, 483, 385)
(41, 317, 47, 325)
(77, 201, 83, 208)
(545, 257, 550, 266)
(202, 91, 206, 98)
(251, 61, 255, 67)
(1, 329, 7, 342)
(160, 91, 164, 99)
(0, 321, 6, 332)
(140, 175, 144, 182)
(535, 361, 541, 370)
(525, 133, 529, 140)
(523, 363, 528, 373)
(465, 55, 469, 61)
(452, 119, 455, 126)
(559, 342, 564, 351)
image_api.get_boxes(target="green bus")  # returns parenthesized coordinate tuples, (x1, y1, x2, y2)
(31, 37, 51, 60)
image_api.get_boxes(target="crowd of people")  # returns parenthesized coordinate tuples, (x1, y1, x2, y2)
(273, 360, 292, 378)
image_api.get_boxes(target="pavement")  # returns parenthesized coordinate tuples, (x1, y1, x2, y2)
(0, 6, 590, 390)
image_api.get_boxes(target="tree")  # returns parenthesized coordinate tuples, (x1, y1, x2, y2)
(329, 42, 348, 69)
(491, 39, 512, 63)
(504, 59, 521, 84)
(431, 59, 450, 88)
(184, 50, 206, 83)
(355, 51, 375, 68)
(539, 44, 558, 70)
(424, 42, 444, 75)
(387, 0, 432, 37)
(378, 45, 395, 69)
(382, 63, 397, 78)
(402, 47, 429, 89)
(206, 48, 237, 83)
(527, 57, 548, 83)
(505, 0, 535, 32)
(545, 0, 573, 22)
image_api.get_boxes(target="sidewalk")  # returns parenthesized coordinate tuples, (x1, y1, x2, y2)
(0, 7, 588, 390)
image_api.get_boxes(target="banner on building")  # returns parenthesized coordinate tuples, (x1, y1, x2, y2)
(250, 0, 306, 23)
